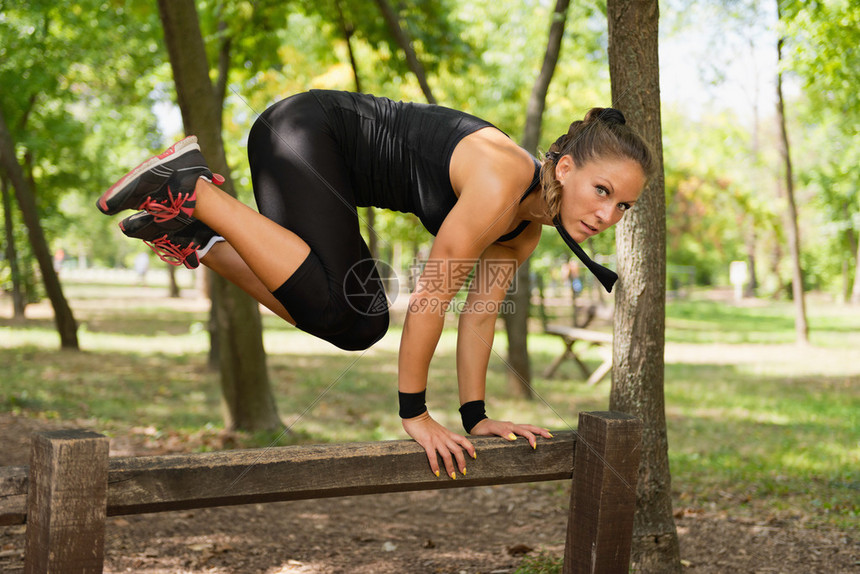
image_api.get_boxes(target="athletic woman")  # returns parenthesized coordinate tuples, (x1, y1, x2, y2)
(97, 90, 654, 479)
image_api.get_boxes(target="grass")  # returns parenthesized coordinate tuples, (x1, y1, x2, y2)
(1, 284, 858, 541)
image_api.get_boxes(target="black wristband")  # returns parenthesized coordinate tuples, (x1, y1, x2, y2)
(398, 390, 428, 419)
(459, 400, 488, 434)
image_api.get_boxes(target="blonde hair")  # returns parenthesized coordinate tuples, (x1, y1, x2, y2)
(540, 108, 655, 218)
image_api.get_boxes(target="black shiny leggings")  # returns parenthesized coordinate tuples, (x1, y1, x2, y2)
(247, 93, 388, 351)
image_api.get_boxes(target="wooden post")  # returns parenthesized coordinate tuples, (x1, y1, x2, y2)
(24, 430, 110, 574)
(563, 411, 642, 574)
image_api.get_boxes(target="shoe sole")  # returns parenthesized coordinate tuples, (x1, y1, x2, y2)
(118, 212, 152, 237)
(97, 136, 200, 215)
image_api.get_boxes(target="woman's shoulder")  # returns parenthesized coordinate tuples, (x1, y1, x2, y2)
(450, 129, 537, 201)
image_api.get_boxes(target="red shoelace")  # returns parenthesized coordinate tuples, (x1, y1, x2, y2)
(144, 234, 197, 268)
(140, 185, 196, 223)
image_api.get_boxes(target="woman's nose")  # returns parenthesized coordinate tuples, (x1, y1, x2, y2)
(595, 205, 611, 224)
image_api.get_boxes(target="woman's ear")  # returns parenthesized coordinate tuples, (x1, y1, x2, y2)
(554, 154, 574, 182)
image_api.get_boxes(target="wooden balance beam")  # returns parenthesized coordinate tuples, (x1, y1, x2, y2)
(0, 411, 641, 574)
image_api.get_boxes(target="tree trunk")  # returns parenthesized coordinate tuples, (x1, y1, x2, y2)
(522, 0, 570, 153)
(606, 0, 681, 571)
(157, 0, 282, 431)
(851, 236, 860, 305)
(167, 265, 180, 298)
(775, 9, 809, 344)
(503, 262, 532, 398)
(372, 0, 437, 104)
(843, 213, 856, 302)
(366, 208, 380, 261)
(0, 107, 78, 348)
(503, 0, 571, 399)
(336, 0, 362, 94)
(2, 175, 26, 319)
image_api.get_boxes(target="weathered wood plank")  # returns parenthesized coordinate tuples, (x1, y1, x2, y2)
(24, 430, 109, 574)
(0, 466, 28, 525)
(106, 431, 575, 515)
(563, 411, 642, 574)
(1, 432, 575, 523)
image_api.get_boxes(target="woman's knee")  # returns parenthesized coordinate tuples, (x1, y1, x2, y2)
(323, 312, 389, 351)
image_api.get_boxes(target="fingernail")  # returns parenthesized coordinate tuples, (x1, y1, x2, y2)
(532, 442, 537, 450)
(462, 467, 467, 476)
(548, 432, 554, 438)
(507, 433, 516, 441)
(450, 472, 456, 480)
(472, 452, 477, 460)
(434, 470, 440, 477)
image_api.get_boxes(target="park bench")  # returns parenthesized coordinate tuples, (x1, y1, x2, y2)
(0, 411, 641, 574)
(543, 325, 614, 385)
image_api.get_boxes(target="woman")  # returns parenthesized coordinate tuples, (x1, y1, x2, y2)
(97, 90, 654, 480)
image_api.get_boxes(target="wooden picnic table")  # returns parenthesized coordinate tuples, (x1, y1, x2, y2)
(543, 324, 613, 385)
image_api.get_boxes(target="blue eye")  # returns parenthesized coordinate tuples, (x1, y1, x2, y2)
(596, 186, 609, 196)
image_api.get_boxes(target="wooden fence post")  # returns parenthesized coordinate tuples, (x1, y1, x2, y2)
(24, 430, 110, 574)
(563, 411, 642, 574)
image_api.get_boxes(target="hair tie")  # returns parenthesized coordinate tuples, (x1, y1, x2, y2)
(545, 150, 560, 161)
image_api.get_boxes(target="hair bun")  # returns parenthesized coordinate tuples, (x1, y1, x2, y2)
(584, 107, 626, 125)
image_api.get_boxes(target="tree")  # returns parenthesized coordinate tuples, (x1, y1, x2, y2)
(503, 0, 572, 399)
(372, 0, 437, 104)
(1, 175, 26, 319)
(157, 0, 282, 432)
(775, 0, 809, 343)
(606, 0, 681, 571)
(782, 0, 860, 303)
(0, 101, 79, 349)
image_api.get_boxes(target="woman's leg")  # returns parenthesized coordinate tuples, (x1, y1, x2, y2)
(104, 93, 388, 349)
(194, 93, 388, 350)
(192, 178, 310, 291)
(199, 240, 296, 324)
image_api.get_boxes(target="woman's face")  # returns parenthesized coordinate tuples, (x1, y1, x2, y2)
(555, 155, 646, 243)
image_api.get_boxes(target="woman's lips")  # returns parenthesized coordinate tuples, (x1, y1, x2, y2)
(581, 221, 598, 235)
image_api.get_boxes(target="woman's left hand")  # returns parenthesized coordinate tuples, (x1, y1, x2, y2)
(468, 418, 553, 449)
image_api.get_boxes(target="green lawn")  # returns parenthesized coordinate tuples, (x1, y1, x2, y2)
(1, 284, 858, 534)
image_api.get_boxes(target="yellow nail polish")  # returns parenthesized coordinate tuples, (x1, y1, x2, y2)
(471, 452, 477, 460)
(450, 472, 456, 480)
(462, 467, 467, 476)
(508, 433, 516, 441)
(434, 470, 440, 477)
(548, 432, 554, 438)
(532, 442, 537, 450)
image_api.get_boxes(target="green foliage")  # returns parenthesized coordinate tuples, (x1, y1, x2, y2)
(782, 0, 860, 121)
(0, 1, 166, 273)
(1, 0, 857, 297)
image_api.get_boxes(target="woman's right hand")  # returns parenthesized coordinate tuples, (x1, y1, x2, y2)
(402, 411, 476, 479)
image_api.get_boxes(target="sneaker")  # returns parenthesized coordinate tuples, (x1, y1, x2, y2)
(119, 211, 218, 269)
(97, 136, 225, 224)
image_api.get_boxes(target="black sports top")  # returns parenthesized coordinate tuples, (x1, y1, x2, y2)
(310, 90, 617, 291)
(310, 90, 538, 242)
